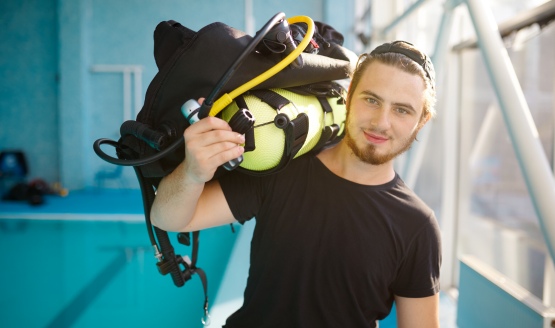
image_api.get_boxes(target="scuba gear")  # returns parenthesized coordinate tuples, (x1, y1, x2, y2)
(179, 14, 314, 173)
(94, 14, 356, 176)
(256, 18, 303, 69)
(218, 83, 346, 175)
(93, 12, 357, 324)
(196, 14, 314, 121)
(182, 98, 256, 171)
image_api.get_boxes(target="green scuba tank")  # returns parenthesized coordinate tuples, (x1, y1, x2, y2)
(218, 85, 346, 175)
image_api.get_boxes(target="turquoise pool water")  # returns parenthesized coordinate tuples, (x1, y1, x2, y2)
(0, 189, 457, 327)
(0, 190, 239, 328)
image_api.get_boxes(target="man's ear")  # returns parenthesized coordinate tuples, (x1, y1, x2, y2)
(419, 111, 431, 127)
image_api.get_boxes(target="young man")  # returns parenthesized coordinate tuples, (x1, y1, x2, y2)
(151, 40, 442, 328)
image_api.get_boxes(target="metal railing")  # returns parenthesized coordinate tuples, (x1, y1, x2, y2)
(371, 0, 555, 284)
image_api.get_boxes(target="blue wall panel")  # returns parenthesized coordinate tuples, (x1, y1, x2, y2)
(0, 0, 60, 184)
(1, 0, 356, 190)
(457, 258, 546, 328)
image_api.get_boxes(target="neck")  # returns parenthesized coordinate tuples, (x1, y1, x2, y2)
(317, 140, 396, 185)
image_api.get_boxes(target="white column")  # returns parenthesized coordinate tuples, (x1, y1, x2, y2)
(464, 0, 555, 264)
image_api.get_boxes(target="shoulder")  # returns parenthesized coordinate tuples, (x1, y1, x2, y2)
(383, 175, 441, 248)
(219, 153, 318, 192)
(386, 175, 435, 220)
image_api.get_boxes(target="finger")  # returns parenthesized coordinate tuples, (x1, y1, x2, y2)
(186, 128, 244, 150)
(185, 118, 244, 148)
(185, 128, 245, 160)
(184, 116, 232, 136)
(187, 134, 245, 164)
(199, 142, 244, 164)
(184, 142, 244, 181)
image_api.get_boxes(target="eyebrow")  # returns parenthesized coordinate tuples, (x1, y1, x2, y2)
(360, 90, 417, 114)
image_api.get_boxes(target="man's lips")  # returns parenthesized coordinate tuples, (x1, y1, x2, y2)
(364, 131, 389, 144)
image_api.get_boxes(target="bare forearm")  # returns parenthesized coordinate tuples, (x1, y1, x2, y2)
(150, 114, 245, 232)
(395, 294, 439, 328)
(150, 163, 204, 232)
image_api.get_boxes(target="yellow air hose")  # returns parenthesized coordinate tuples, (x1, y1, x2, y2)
(208, 15, 315, 118)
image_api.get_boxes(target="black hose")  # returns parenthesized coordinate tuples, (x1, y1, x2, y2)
(94, 12, 291, 168)
(120, 120, 168, 150)
(93, 136, 184, 167)
(133, 165, 186, 287)
(133, 166, 158, 251)
(154, 225, 185, 287)
(198, 12, 287, 119)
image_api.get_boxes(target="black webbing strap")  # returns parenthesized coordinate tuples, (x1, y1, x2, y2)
(309, 97, 341, 154)
(234, 96, 256, 152)
(190, 230, 210, 325)
(247, 89, 310, 156)
(285, 113, 309, 157)
(234, 89, 310, 176)
(248, 89, 291, 110)
(316, 96, 333, 113)
(133, 161, 210, 324)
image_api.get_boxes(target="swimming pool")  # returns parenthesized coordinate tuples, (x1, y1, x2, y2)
(0, 189, 458, 327)
(0, 189, 239, 328)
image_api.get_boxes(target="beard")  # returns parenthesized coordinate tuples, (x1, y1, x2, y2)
(344, 122, 419, 165)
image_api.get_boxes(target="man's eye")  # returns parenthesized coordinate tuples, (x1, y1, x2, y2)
(366, 98, 378, 105)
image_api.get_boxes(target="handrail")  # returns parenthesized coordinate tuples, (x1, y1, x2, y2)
(453, 0, 555, 50)
(374, 0, 555, 270)
(463, 0, 555, 264)
(372, 0, 431, 38)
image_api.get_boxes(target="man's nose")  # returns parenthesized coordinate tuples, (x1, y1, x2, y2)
(371, 107, 391, 129)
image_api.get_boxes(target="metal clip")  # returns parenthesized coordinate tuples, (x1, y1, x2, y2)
(202, 299, 211, 326)
(201, 311, 211, 326)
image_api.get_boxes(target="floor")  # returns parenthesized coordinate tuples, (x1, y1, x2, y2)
(440, 290, 459, 327)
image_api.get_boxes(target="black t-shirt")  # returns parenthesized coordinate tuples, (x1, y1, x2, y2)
(219, 154, 441, 328)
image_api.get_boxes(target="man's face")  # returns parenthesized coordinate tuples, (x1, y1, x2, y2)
(344, 61, 427, 165)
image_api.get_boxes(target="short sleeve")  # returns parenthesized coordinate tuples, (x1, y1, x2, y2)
(218, 171, 267, 224)
(391, 214, 442, 298)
